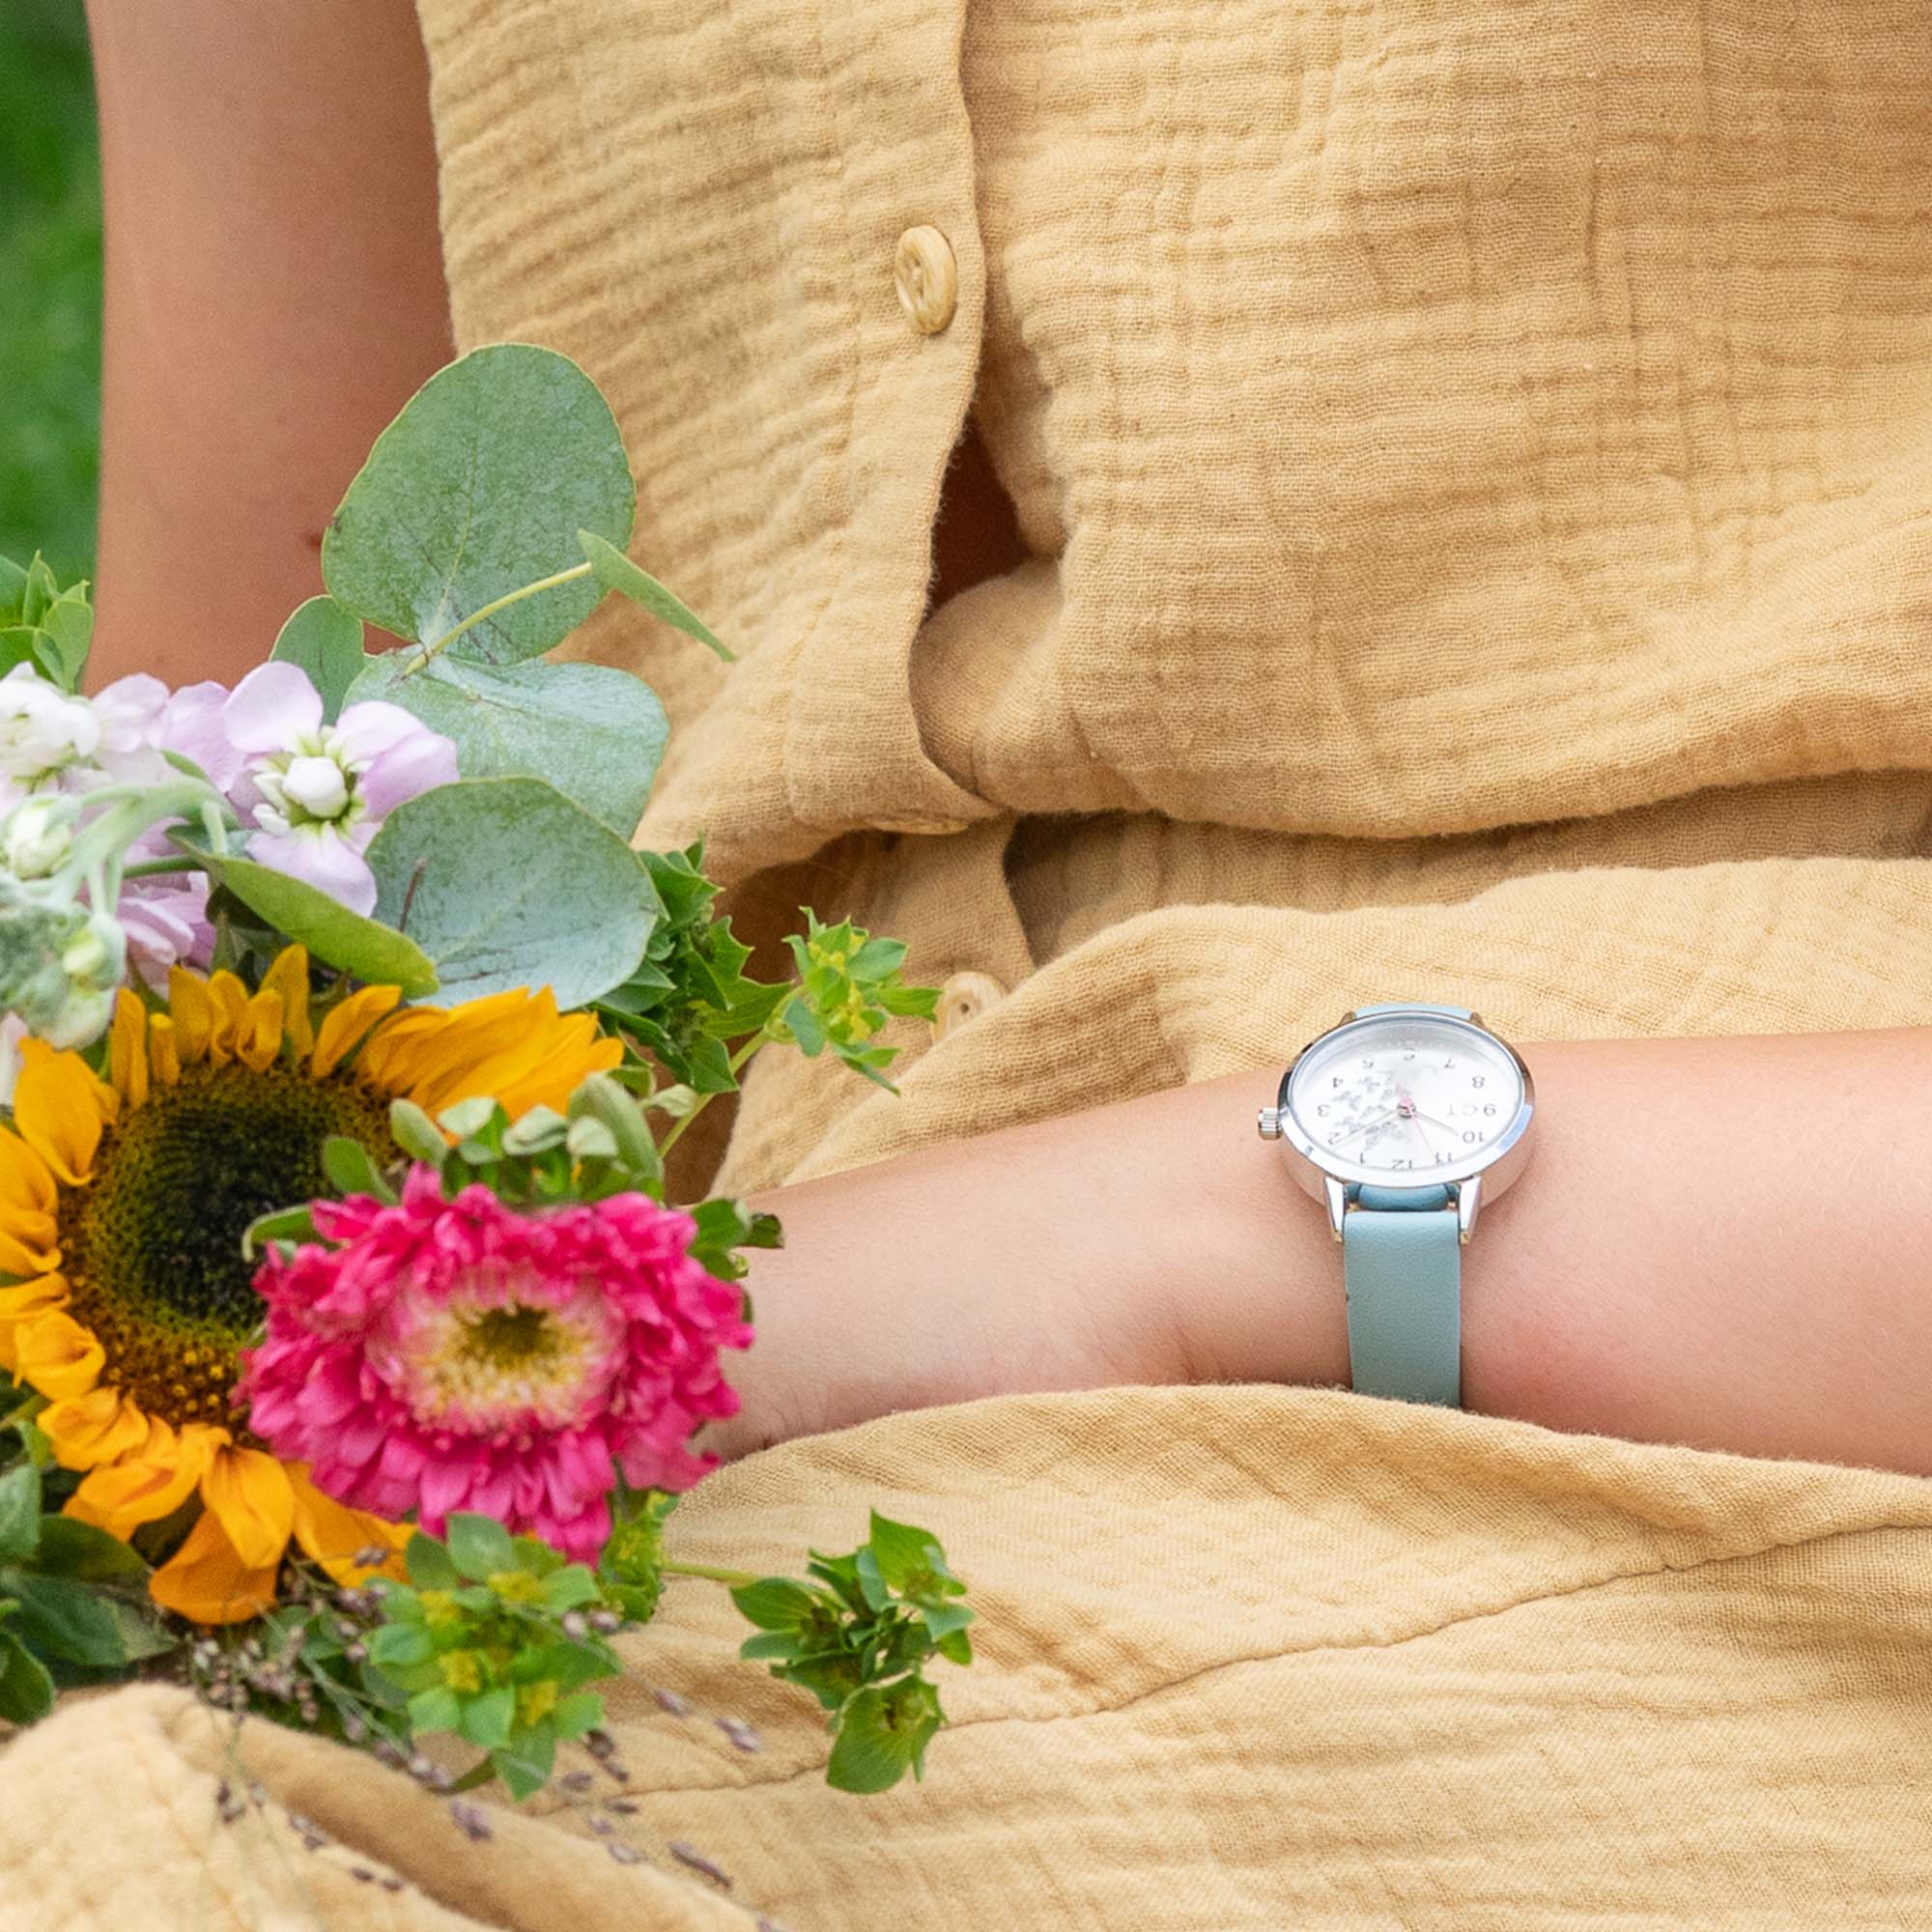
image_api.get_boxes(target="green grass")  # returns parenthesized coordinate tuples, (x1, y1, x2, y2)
(0, 0, 100, 581)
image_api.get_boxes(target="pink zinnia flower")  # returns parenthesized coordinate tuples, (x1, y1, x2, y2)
(240, 1168, 753, 1560)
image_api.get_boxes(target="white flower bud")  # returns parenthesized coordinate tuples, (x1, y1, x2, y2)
(4, 800, 72, 880)
(0, 666, 100, 783)
(279, 753, 352, 821)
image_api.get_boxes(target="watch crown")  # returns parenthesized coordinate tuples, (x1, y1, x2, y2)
(1257, 1106, 1284, 1141)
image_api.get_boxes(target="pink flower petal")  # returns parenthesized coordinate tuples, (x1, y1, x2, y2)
(353, 727, 458, 821)
(240, 1170, 753, 1557)
(225, 661, 323, 753)
(243, 824, 379, 916)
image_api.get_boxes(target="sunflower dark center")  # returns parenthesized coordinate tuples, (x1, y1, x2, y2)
(57, 1060, 393, 1425)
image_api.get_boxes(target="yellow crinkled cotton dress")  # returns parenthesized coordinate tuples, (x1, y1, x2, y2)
(6, 3, 1931, 1928)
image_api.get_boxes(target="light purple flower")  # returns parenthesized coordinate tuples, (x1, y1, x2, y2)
(223, 663, 456, 917)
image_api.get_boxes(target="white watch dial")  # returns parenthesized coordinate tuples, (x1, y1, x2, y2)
(1286, 1014, 1524, 1179)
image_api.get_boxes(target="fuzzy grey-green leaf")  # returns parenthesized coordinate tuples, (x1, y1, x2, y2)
(365, 779, 657, 1009)
(577, 530, 732, 662)
(271, 596, 366, 724)
(323, 346, 635, 665)
(344, 651, 668, 836)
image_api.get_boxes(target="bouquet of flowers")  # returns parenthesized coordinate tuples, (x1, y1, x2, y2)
(0, 346, 975, 1815)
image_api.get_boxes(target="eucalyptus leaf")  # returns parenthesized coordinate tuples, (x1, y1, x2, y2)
(577, 530, 732, 663)
(183, 838, 439, 996)
(345, 651, 668, 836)
(365, 779, 657, 1009)
(323, 345, 635, 665)
(271, 596, 366, 724)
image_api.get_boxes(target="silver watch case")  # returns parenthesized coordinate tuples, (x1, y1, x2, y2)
(1257, 1007, 1536, 1246)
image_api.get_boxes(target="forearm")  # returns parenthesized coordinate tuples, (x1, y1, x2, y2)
(86, 0, 452, 690)
(720, 1028, 1932, 1474)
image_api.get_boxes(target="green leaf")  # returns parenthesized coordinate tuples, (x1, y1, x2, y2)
(38, 587, 92, 693)
(365, 778, 658, 1009)
(729, 1577, 817, 1633)
(322, 1135, 397, 1204)
(323, 345, 635, 665)
(772, 1649, 867, 1712)
(444, 1514, 515, 1583)
(551, 1690, 604, 1741)
(242, 1204, 318, 1261)
(407, 1685, 463, 1735)
(183, 839, 439, 997)
(0, 1465, 41, 1565)
(367, 1623, 436, 1670)
(270, 596, 366, 724)
(0, 1631, 54, 1725)
(0, 1570, 137, 1666)
(565, 1073, 661, 1187)
(491, 1726, 555, 1800)
(389, 1098, 452, 1168)
(824, 1678, 945, 1795)
(537, 1565, 601, 1613)
(459, 1685, 516, 1749)
(576, 529, 732, 663)
(402, 1532, 459, 1591)
(28, 1517, 147, 1584)
(867, 1513, 947, 1594)
(345, 651, 668, 838)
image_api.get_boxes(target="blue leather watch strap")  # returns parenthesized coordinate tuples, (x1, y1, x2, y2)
(1342, 1182, 1463, 1406)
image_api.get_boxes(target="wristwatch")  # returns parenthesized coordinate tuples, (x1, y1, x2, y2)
(1257, 1002, 1536, 1407)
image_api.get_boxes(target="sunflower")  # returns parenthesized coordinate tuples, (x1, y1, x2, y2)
(0, 947, 621, 1624)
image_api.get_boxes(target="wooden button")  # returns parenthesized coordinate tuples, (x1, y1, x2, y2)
(932, 970, 1007, 1038)
(894, 225, 958, 335)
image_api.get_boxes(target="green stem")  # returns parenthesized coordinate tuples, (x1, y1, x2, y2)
(403, 561, 595, 672)
(662, 1558, 761, 1589)
(121, 856, 205, 880)
(657, 1029, 772, 1158)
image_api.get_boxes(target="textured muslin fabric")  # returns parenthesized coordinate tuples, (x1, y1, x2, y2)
(9, 0, 1932, 1925)
(8, 1390, 1932, 1931)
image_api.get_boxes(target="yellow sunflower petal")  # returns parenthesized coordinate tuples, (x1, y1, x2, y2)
(14, 1040, 112, 1186)
(0, 1276, 68, 1372)
(495, 1017, 622, 1118)
(309, 983, 403, 1079)
(344, 1008, 452, 1096)
(149, 1507, 278, 1625)
(259, 947, 314, 1059)
(0, 1122, 57, 1227)
(368, 989, 622, 1119)
(199, 1442, 296, 1571)
(0, 1224, 56, 1278)
(148, 1011, 181, 1087)
(205, 970, 251, 1065)
(288, 1465, 409, 1586)
(108, 989, 150, 1109)
(166, 965, 214, 1065)
(68, 1417, 217, 1537)
(41, 1386, 150, 1471)
(13, 1309, 104, 1401)
(235, 989, 285, 1073)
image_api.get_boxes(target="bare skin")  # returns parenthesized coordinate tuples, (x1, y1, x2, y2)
(84, 9, 1932, 1477)
(85, 0, 453, 691)
(718, 1034, 1932, 1475)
